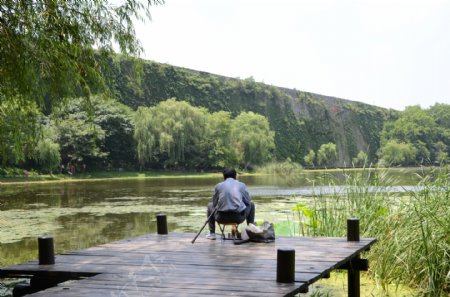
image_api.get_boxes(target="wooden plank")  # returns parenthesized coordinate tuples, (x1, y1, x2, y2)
(54, 275, 305, 294)
(29, 274, 308, 297)
(29, 286, 293, 297)
(75, 237, 375, 251)
(0, 233, 376, 297)
(0, 263, 323, 284)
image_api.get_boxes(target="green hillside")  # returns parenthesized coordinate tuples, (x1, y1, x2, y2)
(107, 56, 387, 166)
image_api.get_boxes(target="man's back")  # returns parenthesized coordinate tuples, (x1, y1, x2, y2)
(214, 178, 250, 213)
(205, 168, 255, 239)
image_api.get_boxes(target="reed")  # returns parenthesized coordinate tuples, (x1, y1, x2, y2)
(288, 166, 449, 296)
(255, 159, 303, 175)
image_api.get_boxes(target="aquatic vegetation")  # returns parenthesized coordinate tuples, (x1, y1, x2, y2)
(255, 159, 303, 175)
(286, 167, 450, 296)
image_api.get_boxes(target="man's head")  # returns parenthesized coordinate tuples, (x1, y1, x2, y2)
(222, 168, 237, 180)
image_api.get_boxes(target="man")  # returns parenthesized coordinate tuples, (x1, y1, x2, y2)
(206, 168, 255, 240)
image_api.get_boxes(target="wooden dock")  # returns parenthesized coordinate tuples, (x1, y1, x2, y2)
(1, 233, 376, 297)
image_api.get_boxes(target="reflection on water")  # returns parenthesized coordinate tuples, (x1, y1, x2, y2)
(0, 169, 420, 267)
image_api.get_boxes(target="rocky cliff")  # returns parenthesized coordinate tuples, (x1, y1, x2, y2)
(108, 57, 387, 166)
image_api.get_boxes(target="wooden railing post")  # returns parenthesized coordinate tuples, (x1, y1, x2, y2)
(347, 218, 360, 297)
(156, 214, 168, 235)
(38, 236, 55, 265)
(276, 249, 295, 283)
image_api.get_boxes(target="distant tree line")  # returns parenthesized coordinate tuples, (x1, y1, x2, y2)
(1, 94, 447, 175)
(0, 97, 276, 173)
(377, 104, 450, 166)
(133, 98, 274, 170)
(302, 104, 450, 168)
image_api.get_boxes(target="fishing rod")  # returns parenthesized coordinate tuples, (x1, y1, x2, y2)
(191, 207, 217, 244)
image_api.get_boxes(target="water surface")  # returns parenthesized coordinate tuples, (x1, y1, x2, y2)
(0, 169, 420, 267)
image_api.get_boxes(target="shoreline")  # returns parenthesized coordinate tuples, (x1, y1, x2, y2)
(0, 172, 222, 185)
(0, 166, 422, 186)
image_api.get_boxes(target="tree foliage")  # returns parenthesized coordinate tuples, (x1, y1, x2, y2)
(231, 112, 275, 168)
(0, 0, 162, 166)
(352, 151, 368, 167)
(317, 143, 337, 167)
(206, 111, 239, 169)
(0, 0, 163, 105)
(134, 99, 210, 169)
(378, 140, 417, 166)
(36, 138, 61, 174)
(0, 97, 41, 165)
(380, 104, 450, 165)
(134, 107, 155, 168)
(133, 100, 275, 170)
(51, 96, 134, 168)
(304, 149, 315, 168)
(428, 103, 450, 130)
(93, 96, 135, 167)
(54, 112, 107, 164)
(152, 99, 209, 167)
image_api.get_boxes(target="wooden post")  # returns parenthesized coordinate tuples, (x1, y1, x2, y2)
(38, 236, 55, 265)
(12, 283, 32, 297)
(347, 218, 360, 297)
(276, 249, 295, 283)
(156, 214, 168, 235)
(347, 218, 360, 242)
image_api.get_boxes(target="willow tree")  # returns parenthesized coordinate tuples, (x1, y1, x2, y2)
(0, 98, 41, 166)
(304, 149, 316, 168)
(0, 0, 163, 104)
(134, 107, 156, 169)
(133, 99, 209, 169)
(0, 0, 163, 165)
(36, 139, 61, 174)
(153, 99, 209, 168)
(231, 111, 275, 168)
(206, 111, 239, 168)
(317, 142, 337, 167)
(352, 150, 368, 167)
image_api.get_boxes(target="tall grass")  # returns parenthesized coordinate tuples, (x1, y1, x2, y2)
(255, 159, 303, 175)
(289, 167, 449, 296)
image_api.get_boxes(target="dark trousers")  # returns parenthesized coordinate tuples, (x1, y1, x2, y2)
(207, 202, 255, 233)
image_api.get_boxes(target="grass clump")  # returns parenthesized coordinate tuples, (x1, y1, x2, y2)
(287, 166, 449, 296)
(255, 159, 303, 175)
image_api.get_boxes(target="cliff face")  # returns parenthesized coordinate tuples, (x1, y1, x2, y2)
(108, 58, 386, 166)
(281, 90, 386, 165)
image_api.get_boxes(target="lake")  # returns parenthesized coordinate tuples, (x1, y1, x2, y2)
(0, 168, 421, 268)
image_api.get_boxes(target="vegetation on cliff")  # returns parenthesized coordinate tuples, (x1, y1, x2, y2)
(105, 57, 388, 164)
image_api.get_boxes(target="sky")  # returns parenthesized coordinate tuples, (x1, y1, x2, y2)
(135, 0, 450, 111)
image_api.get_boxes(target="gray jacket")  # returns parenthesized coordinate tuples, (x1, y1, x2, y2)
(213, 178, 251, 213)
